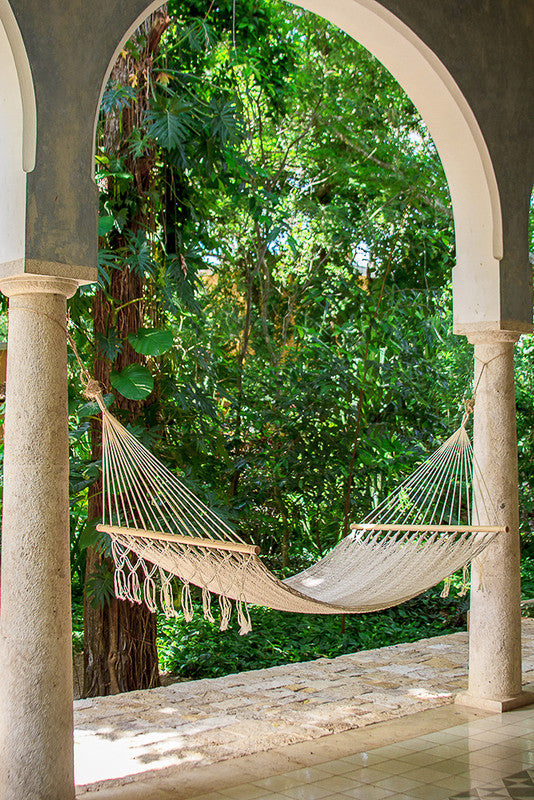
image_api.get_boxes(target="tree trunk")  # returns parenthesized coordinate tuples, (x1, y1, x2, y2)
(83, 8, 169, 697)
(83, 286, 160, 696)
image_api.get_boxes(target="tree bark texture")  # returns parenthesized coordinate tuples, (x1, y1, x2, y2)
(83, 8, 170, 697)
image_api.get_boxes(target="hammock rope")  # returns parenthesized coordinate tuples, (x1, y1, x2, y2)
(88, 387, 504, 634)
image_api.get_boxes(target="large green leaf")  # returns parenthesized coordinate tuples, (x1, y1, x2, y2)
(128, 327, 174, 357)
(146, 95, 195, 150)
(110, 364, 154, 400)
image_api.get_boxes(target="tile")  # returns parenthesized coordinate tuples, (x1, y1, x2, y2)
(315, 760, 361, 775)
(342, 767, 391, 784)
(312, 796, 360, 800)
(283, 768, 333, 784)
(471, 731, 517, 744)
(338, 752, 389, 767)
(400, 766, 451, 783)
(466, 766, 511, 783)
(482, 745, 531, 761)
(394, 738, 439, 751)
(433, 774, 478, 792)
(457, 750, 504, 767)
(369, 758, 415, 775)
(337, 786, 395, 799)
(421, 731, 465, 744)
(282, 784, 336, 800)
(433, 758, 472, 775)
(218, 785, 267, 799)
(372, 774, 424, 792)
(73, 633, 534, 800)
(312, 776, 360, 793)
(491, 757, 534, 773)
(252, 774, 306, 792)
(368, 744, 414, 759)
(430, 744, 470, 758)
(254, 795, 294, 800)
(399, 749, 453, 767)
(402, 784, 452, 799)
(389, 795, 430, 800)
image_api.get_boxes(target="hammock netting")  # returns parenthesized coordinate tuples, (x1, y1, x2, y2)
(95, 398, 503, 634)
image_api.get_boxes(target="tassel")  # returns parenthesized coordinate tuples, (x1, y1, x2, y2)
(128, 567, 141, 603)
(202, 587, 215, 623)
(114, 563, 126, 600)
(440, 575, 452, 598)
(237, 598, 252, 635)
(111, 540, 127, 599)
(181, 582, 194, 622)
(458, 565, 469, 597)
(160, 570, 177, 619)
(219, 595, 232, 631)
(143, 576, 157, 613)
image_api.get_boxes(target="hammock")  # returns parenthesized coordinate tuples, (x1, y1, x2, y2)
(93, 394, 504, 634)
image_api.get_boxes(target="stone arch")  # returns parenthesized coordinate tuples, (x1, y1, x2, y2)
(0, 1, 35, 267)
(97, 0, 502, 327)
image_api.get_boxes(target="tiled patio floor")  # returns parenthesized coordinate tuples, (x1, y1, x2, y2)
(76, 620, 534, 799)
(188, 702, 534, 800)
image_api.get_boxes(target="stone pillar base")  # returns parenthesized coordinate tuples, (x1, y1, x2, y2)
(456, 690, 534, 713)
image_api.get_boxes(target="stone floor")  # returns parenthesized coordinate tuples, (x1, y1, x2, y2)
(76, 620, 534, 796)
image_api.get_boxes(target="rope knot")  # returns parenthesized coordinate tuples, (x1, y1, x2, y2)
(465, 397, 475, 414)
(83, 379, 103, 400)
(461, 397, 475, 427)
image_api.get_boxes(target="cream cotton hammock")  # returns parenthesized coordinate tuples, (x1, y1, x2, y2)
(91, 389, 505, 635)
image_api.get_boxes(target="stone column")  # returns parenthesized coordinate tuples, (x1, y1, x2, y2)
(457, 332, 533, 712)
(0, 275, 78, 800)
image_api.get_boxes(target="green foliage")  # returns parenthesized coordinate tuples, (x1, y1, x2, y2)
(85, 562, 115, 609)
(63, 0, 534, 682)
(110, 363, 155, 400)
(128, 327, 174, 356)
(157, 586, 466, 679)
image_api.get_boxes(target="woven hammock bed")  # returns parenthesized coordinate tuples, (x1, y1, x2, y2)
(92, 391, 505, 634)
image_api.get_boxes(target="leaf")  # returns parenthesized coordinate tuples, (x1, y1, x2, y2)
(128, 327, 174, 357)
(123, 229, 157, 278)
(98, 215, 115, 237)
(95, 328, 123, 360)
(77, 518, 101, 552)
(86, 562, 115, 609)
(146, 95, 195, 150)
(97, 249, 117, 288)
(100, 81, 136, 115)
(209, 99, 241, 146)
(110, 364, 154, 400)
(78, 393, 114, 418)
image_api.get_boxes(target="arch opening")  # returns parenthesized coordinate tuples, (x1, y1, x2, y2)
(0, 3, 36, 269)
(96, 0, 502, 331)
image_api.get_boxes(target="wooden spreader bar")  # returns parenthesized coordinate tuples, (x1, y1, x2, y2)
(350, 523, 508, 534)
(97, 524, 261, 555)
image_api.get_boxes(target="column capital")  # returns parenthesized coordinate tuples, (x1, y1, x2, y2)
(0, 274, 79, 299)
(0, 259, 96, 286)
(466, 329, 522, 346)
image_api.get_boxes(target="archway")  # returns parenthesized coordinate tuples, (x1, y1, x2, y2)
(0, 2, 35, 270)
